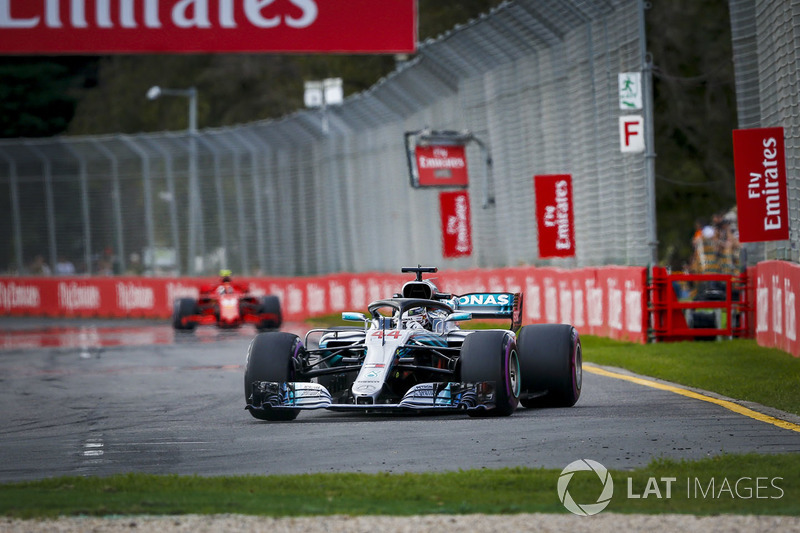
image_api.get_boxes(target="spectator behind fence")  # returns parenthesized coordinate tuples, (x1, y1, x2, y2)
(55, 256, 76, 275)
(690, 219, 708, 273)
(717, 220, 741, 275)
(28, 255, 51, 276)
(699, 225, 721, 274)
(125, 253, 144, 275)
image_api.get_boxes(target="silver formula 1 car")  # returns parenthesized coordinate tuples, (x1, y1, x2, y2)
(244, 266, 581, 421)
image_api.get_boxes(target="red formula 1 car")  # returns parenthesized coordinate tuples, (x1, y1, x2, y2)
(172, 272, 282, 332)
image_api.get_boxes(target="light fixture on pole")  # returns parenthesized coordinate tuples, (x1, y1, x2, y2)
(304, 77, 343, 134)
(146, 85, 202, 275)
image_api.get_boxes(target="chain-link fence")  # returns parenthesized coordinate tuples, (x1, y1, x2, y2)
(0, 0, 651, 277)
(729, 0, 800, 264)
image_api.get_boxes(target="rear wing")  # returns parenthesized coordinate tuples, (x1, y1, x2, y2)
(455, 292, 523, 331)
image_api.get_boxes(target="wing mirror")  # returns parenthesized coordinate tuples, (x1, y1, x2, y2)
(445, 312, 472, 322)
(342, 312, 367, 322)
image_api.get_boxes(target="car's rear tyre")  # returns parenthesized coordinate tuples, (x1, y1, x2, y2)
(459, 331, 520, 417)
(244, 332, 303, 421)
(517, 324, 582, 408)
(256, 295, 282, 331)
(172, 298, 198, 331)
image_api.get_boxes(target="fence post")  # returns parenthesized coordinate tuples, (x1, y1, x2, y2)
(90, 140, 126, 274)
(638, 0, 658, 265)
(141, 138, 182, 276)
(62, 141, 93, 275)
(213, 133, 249, 274)
(196, 135, 228, 270)
(230, 130, 266, 275)
(120, 136, 157, 275)
(0, 148, 24, 273)
(24, 143, 58, 271)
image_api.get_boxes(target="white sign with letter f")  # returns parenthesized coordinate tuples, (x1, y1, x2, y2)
(619, 115, 645, 153)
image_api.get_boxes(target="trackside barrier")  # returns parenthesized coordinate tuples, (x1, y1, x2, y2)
(0, 266, 649, 344)
(753, 261, 800, 357)
(4, 262, 797, 356)
(648, 266, 752, 342)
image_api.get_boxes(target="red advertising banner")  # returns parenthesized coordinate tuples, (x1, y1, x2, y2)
(439, 190, 472, 258)
(733, 127, 790, 243)
(0, 265, 655, 347)
(415, 145, 469, 187)
(0, 0, 417, 54)
(534, 174, 575, 258)
(755, 261, 799, 357)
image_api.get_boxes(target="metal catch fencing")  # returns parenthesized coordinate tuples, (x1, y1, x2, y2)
(0, 0, 651, 277)
(729, 0, 800, 264)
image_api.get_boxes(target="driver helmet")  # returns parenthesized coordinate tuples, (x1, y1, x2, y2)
(406, 307, 430, 329)
(219, 269, 232, 283)
(218, 282, 234, 295)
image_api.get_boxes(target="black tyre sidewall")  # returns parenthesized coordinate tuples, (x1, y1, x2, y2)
(244, 332, 302, 420)
(257, 295, 283, 330)
(460, 331, 520, 416)
(518, 324, 581, 407)
(172, 298, 198, 330)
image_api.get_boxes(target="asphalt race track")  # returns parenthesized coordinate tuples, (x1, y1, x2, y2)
(1, 318, 799, 483)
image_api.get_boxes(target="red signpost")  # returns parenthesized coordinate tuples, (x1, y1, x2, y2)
(0, 0, 417, 53)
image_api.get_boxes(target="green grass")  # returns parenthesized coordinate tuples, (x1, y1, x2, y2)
(1, 454, 797, 518)
(581, 336, 800, 415)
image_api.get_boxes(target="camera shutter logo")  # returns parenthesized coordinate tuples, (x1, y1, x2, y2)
(558, 459, 614, 516)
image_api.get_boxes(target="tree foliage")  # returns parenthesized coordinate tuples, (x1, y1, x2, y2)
(0, 57, 97, 138)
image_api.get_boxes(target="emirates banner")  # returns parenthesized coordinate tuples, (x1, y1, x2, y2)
(534, 174, 575, 258)
(439, 190, 472, 258)
(0, 0, 417, 54)
(733, 127, 790, 243)
(415, 145, 469, 187)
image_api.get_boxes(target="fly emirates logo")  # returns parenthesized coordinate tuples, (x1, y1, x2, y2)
(0, 0, 319, 30)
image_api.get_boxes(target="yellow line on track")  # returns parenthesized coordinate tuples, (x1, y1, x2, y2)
(584, 365, 800, 433)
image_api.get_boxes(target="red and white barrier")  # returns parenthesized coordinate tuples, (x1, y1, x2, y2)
(754, 261, 799, 357)
(0, 265, 649, 344)
(7, 262, 796, 356)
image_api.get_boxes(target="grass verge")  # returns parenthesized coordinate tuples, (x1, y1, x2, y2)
(0, 454, 797, 518)
(580, 336, 800, 415)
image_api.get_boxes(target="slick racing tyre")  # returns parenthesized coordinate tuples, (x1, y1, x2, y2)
(172, 298, 199, 331)
(459, 331, 520, 417)
(517, 324, 582, 408)
(256, 295, 283, 331)
(244, 332, 303, 421)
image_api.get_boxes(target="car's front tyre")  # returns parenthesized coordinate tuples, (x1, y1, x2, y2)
(172, 298, 198, 331)
(459, 331, 520, 417)
(256, 295, 283, 331)
(244, 332, 303, 421)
